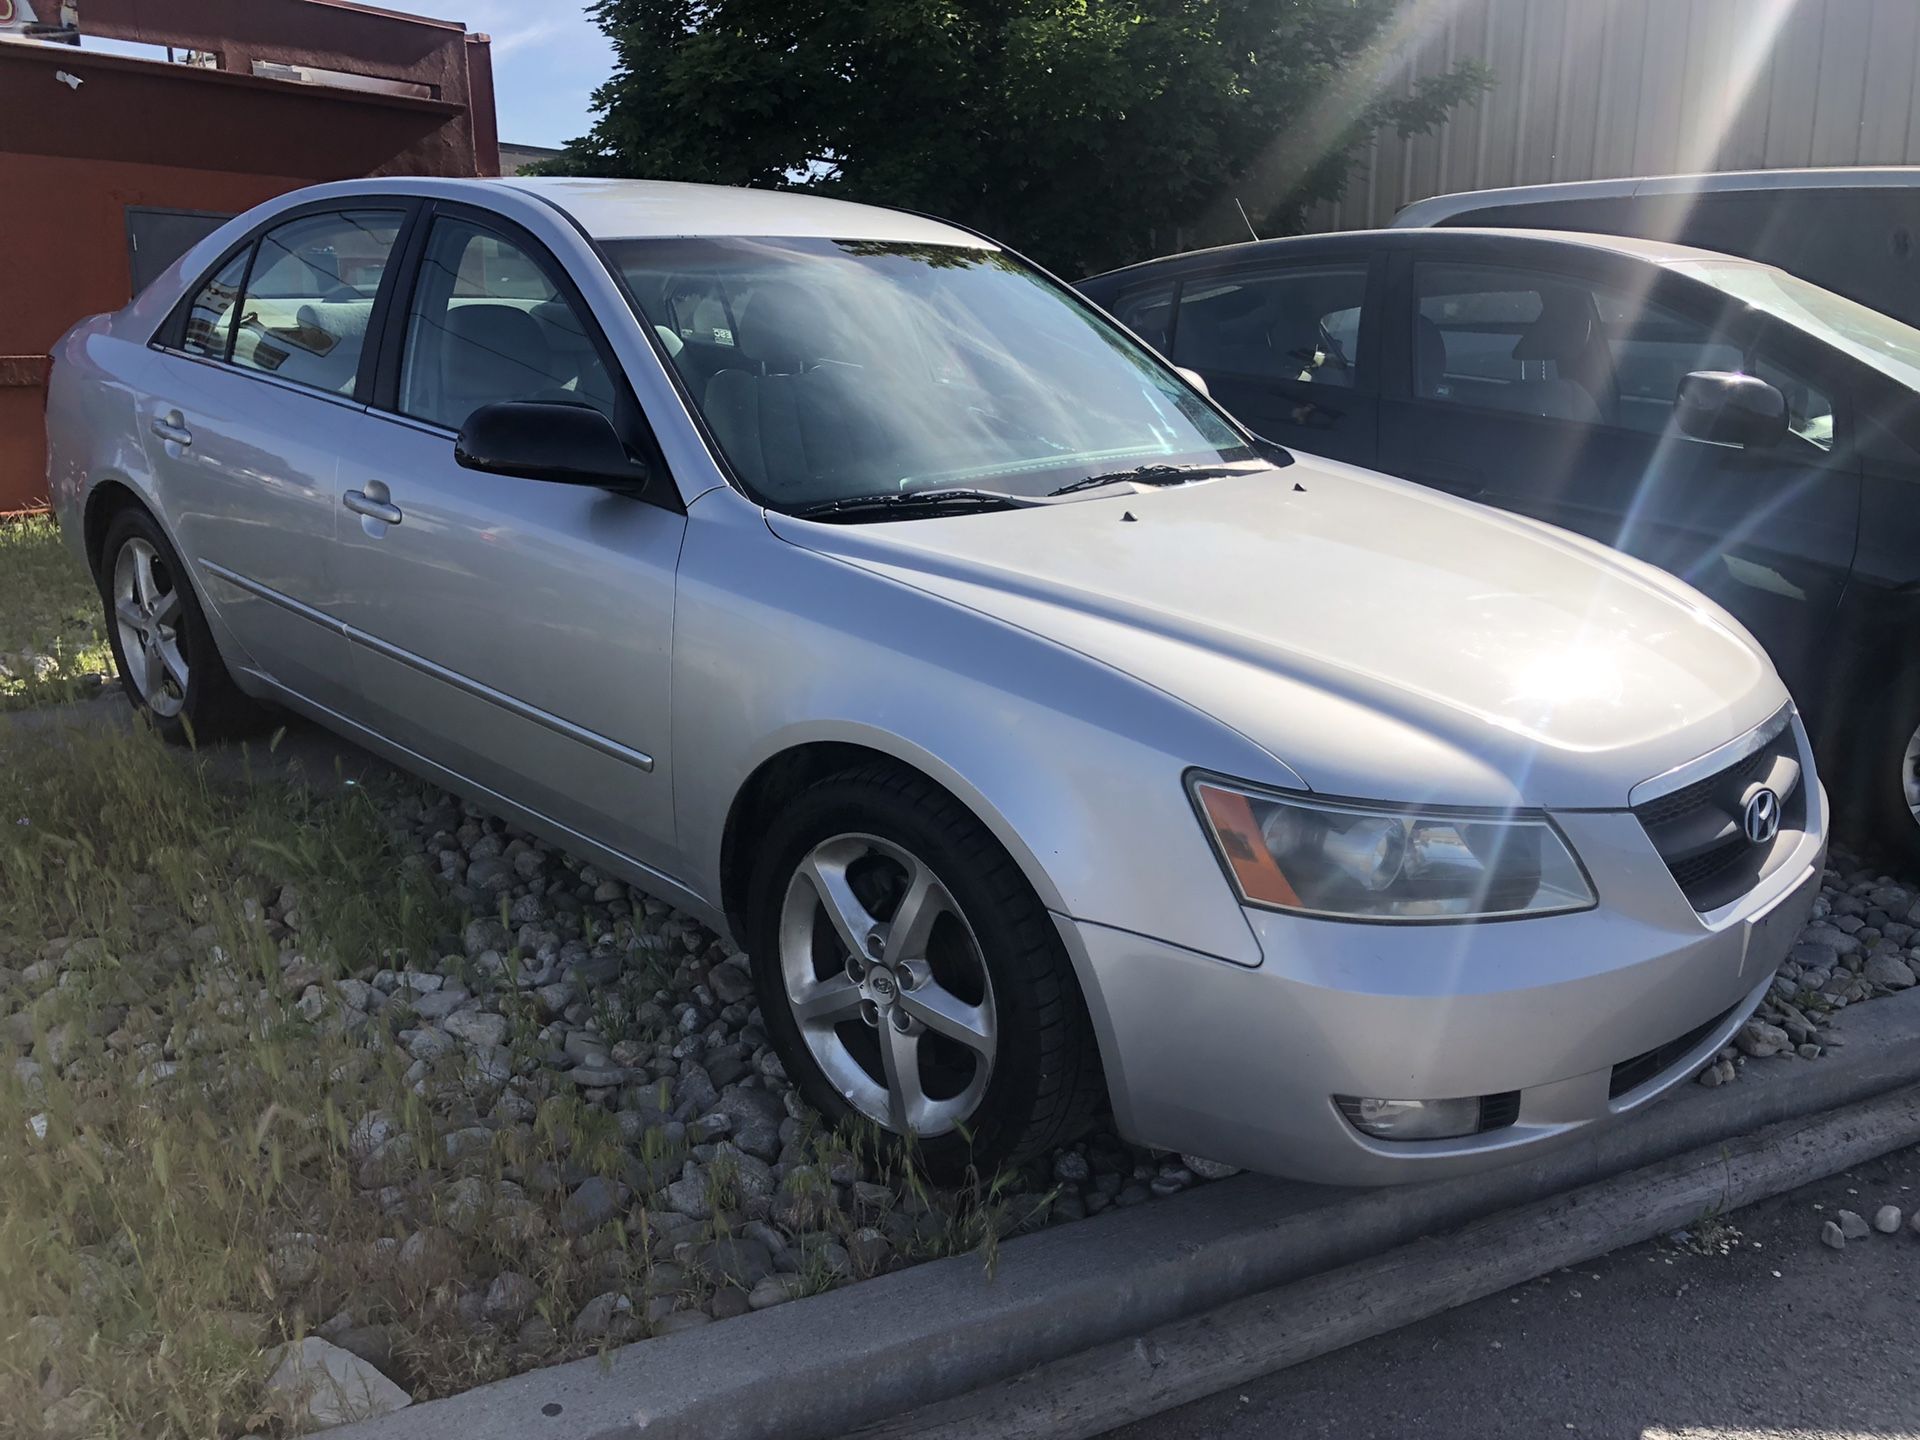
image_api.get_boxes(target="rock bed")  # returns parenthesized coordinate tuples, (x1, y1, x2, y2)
(329, 786, 1233, 1346)
(1702, 848, 1919, 1087)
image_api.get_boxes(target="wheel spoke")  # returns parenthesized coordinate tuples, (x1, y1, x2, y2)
(790, 973, 864, 1028)
(877, 1021, 927, 1133)
(158, 638, 189, 692)
(882, 860, 951, 962)
(899, 981, 995, 1057)
(151, 588, 182, 627)
(132, 544, 160, 610)
(799, 851, 880, 960)
(124, 641, 157, 700)
(115, 598, 146, 631)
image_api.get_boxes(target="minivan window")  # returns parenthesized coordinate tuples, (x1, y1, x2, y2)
(604, 237, 1254, 507)
(398, 218, 619, 432)
(1173, 266, 1367, 388)
(229, 210, 403, 396)
(1416, 262, 1740, 434)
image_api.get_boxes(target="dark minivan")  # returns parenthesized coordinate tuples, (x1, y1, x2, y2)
(1392, 168, 1920, 331)
(1079, 228, 1920, 858)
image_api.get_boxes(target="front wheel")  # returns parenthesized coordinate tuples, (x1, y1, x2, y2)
(748, 763, 1104, 1178)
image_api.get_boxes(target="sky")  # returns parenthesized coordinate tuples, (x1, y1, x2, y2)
(397, 0, 610, 149)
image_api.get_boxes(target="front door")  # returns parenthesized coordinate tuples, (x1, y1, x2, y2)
(1377, 253, 1860, 708)
(139, 205, 408, 712)
(1165, 257, 1381, 465)
(326, 208, 685, 874)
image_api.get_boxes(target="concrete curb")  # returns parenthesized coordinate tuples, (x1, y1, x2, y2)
(330, 984, 1920, 1440)
(859, 1081, 1920, 1438)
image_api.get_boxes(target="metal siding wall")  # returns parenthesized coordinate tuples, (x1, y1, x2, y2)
(1301, 0, 1916, 233)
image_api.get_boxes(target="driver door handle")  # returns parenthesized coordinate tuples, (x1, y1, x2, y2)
(343, 488, 403, 526)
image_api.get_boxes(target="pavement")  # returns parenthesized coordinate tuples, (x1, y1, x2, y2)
(1109, 1144, 1920, 1440)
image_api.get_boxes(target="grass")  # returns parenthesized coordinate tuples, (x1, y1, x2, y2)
(0, 515, 115, 710)
(0, 719, 1045, 1438)
(0, 724, 646, 1435)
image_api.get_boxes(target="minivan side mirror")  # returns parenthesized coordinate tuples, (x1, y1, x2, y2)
(1674, 371, 1788, 449)
(455, 401, 650, 490)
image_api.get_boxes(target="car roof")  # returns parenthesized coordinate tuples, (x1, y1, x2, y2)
(1080, 226, 1761, 288)
(490, 176, 994, 248)
(1391, 166, 1920, 228)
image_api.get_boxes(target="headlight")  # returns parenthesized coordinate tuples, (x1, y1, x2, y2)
(1190, 777, 1595, 922)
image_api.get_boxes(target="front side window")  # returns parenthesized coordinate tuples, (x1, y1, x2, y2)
(229, 210, 403, 395)
(180, 248, 249, 360)
(1110, 280, 1176, 354)
(398, 218, 619, 431)
(1173, 265, 1368, 388)
(1415, 262, 1740, 433)
(603, 236, 1253, 506)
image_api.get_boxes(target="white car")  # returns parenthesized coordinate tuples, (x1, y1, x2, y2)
(46, 177, 1826, 1181)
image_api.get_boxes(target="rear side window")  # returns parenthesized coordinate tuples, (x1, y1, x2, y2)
(229, 210, 404, 395)
(397, 217, 618, 432)
(1173, 265, 1368, 388)
(180, 248, 249, 360)
(1415, 262, 1741, 434)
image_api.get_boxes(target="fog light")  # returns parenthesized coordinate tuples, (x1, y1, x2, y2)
(1338, 1094, 1483, 1141)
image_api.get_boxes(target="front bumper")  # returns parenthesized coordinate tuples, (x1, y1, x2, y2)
(1060, 793, 1826, 1186)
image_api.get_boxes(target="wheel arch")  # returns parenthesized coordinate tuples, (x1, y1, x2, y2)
(716, 733, 1069, 946)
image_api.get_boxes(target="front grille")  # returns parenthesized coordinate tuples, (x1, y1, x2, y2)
(1609, 1007, 1734, 1099)
(1631, 712, 1803, 913)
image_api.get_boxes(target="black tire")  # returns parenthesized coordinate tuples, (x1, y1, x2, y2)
(97, 507, 264, 745)
(747, 761, 1104, 1178)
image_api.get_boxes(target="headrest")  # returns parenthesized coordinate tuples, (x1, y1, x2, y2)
(739, 282, 836, 372)
(1511, 289, 1593, 362)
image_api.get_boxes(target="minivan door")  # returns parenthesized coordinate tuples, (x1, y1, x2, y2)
(1160, 256, 1382, 465)
(325, 207, 685, 875)
(1377, 251, 1860, 707)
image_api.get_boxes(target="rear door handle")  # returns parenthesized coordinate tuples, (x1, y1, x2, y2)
(150, 413, 193, 448)
(343, 488, 403, 526)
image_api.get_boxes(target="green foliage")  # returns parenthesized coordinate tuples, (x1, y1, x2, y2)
(538, 0, 1490, 275)
(0, 515, 114, 710)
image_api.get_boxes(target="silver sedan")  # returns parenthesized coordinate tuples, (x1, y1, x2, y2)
(46, 178, 1827, 1182)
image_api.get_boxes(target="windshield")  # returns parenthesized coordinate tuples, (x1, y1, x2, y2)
(602, 237, 1257, 508)
(1671, 260, 1920, 392)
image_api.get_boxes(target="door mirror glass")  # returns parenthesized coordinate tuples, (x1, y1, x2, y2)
(1175, 365, 1211, 396)
(1674, 371, 1788, 448)
(455, 401, 649, 489)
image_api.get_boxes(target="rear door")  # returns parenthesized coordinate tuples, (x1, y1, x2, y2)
(1162, 254, 1383, 465)
(138, 202, 410, 713)
(1376, 245, 1860, 705)
(324, 202, 685, 874)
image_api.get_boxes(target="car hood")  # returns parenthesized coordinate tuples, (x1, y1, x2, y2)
(765, 459, 1787, 809)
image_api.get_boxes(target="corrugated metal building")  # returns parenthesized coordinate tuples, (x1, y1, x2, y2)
(1309, 0, 1920, 232)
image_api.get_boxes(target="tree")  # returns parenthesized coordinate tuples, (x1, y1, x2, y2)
(541, 0, 1490, 276)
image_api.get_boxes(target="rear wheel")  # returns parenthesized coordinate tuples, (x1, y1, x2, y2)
(748, 763, 1103, 1178)
(98, 508, 262, 744)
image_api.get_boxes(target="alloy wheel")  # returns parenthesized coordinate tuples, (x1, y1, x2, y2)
(777, 832, 997, 1138)
(112, 537, 189, 718)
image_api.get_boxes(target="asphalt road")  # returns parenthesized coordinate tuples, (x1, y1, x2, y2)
(1108, 1144, 1920, 1440)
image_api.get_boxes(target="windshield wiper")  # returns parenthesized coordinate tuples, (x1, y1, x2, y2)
(787, 488, 1036, 521)
(1046, 463, 1246, 497)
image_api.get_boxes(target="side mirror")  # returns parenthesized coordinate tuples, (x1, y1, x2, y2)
(455, 401, 649, 490)
(1674, 371, 1788, 449)
(1175, 366, 1211, 397)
